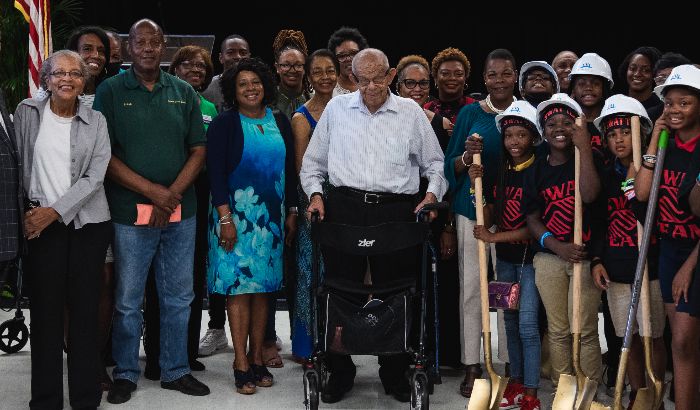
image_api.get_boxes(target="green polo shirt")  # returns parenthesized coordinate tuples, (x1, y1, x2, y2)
(94, 68, 205, 224)
(199, 94, 217, 131)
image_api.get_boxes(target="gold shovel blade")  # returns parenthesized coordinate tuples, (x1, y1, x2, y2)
(552, 374, 578, 410)
(574, 376, 598, 410)
(488, 372, 509, 410)
(467, 379, 492, 410)
(631, 388, 655, 410)
(590, 402, 611, 410)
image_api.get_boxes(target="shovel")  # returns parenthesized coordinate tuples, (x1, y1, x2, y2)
(552, 122, 598, 410)
(630, 123, 669, 410)
(467, 152, 509, 410)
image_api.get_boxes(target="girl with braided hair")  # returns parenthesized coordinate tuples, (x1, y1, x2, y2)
(272, 29, 309, 119)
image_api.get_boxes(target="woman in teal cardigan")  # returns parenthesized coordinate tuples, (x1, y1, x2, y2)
(444, 48, 518, 398)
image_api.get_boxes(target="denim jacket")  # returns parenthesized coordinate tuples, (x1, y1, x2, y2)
(14, 97, 111, 228)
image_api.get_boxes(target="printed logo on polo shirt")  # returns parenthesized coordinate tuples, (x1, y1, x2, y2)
(358, 239, 375, 247)
(658, 169, 700, 240)
(203, 114, 212, 125)
(168, 99, 187, 104)
(123, 102, 133, 107)
(501, 186, 526, 231)
(607, 195, 637, 247)
(540, 181, 591, 242)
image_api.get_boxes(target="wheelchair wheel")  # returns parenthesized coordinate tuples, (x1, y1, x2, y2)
(410, 372, 429, 410)
(0, 317, 29, 354)
(303, 370, 319, 410)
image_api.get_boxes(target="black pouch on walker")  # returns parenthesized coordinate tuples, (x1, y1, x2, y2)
(323, 289, 412, 355)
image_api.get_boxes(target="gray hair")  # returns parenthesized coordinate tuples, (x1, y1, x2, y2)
(351, 48, 389, 76)
(39, 49, 89, 90)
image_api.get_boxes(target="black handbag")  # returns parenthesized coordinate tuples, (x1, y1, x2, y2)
(323, 290, 412, 355)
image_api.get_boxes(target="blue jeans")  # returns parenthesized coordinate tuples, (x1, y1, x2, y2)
(112, 217, 196, 383)
(497, 258, 541, 388)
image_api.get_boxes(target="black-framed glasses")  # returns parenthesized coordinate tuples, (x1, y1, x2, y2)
(401, 79, 430, 90)
(180, 60, 207, 71)
(335, 50, 359, 62)
(50, 70, 84, 79)
(277, 63, 304, 72)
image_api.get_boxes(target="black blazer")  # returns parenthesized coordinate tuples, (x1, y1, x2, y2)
(0, 89, 25, 258)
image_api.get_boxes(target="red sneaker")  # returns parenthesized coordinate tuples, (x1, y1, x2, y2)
(520, 395, 541, 410)
(499, 383, 524, 409)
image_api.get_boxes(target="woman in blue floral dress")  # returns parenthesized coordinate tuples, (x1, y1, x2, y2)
(206, 57, 297, 395)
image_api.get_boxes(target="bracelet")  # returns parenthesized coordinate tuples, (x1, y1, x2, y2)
(641, 162, 655, 170)
(539, 231, 553, 248)
(461, 151, 472, 168)
(288, 206, 298, 214)
(642, 154, 657, 164)
(219, 221, 232, 225)
(218, 212, 232, 223)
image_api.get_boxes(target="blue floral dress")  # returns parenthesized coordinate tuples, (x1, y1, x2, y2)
(207, 109, 286, 295)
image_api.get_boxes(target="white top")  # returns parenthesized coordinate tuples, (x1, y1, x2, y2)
(29, 103, 73, 207)
(332, 83, 353, 97)
(300, 91, 447, 200)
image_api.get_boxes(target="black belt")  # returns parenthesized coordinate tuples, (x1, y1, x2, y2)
(335, 186, 416, 204)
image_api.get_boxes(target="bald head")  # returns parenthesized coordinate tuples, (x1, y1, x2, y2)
(352, 48, 389, 76)
(128, 18, 163, 42)
(552, 50, 578, 93)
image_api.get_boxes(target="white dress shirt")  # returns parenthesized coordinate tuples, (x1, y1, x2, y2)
(301, 91, 446, 200)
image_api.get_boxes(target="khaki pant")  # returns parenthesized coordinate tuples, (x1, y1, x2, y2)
(606, 280, 665, 338)
(534, 252, 602, 385)
(457, 215, 485, 365)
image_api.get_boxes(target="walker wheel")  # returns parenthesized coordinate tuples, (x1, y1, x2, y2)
(0, 317, 29, 354)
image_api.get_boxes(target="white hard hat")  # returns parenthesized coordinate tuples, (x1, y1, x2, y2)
(593, 94, 652, 135)
(495, 100, 543, 145)
(519, 61, 560, 94)
(653, 64, 700, 99)
(535, 93, 583, 132)
(569, 52, 614, 89)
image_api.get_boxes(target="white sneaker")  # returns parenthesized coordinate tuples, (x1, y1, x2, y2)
(198, 328, 228, 356)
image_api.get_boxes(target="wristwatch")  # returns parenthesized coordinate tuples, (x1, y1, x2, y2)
(288, 206, 298, 214)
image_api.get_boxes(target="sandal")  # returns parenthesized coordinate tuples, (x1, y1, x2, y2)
(263, 351, 284, 368)
(459, 364, 483, 398)
(234, 368, 256, 394)
(251, 363, 274, 387)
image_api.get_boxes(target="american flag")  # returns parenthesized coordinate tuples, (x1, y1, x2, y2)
(14, 0, 53, 97)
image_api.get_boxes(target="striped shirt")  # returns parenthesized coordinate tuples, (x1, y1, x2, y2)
(301, 91, 446, 200)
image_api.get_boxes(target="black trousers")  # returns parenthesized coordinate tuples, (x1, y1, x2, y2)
(26, 221, 111, 409)
(145, 172, 210, 366)
(323, 188, 419, 377)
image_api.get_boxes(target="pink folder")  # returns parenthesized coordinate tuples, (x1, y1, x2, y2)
(135, 204, 182, 225)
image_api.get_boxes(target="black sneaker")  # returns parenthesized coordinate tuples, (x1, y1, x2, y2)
(189, 359, 206, 372)
(107, 379, 137, 404)
(161, 374, 210, 396)
(321, 367, 356, 404)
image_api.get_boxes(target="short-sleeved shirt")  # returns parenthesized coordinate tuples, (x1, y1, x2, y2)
(488, 166, 534, 264)
(94, 68, 205, 224)
(656, 135, 700, 243)
(199, 94, 217, 131)
(522, 153, 605, 255)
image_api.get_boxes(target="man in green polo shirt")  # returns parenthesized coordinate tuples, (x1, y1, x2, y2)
(93, 18, 209, 404)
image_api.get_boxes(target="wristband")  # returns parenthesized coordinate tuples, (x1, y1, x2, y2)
(590, 259, 602, 269)
(642, 154, 657, 164)
(641, 162, 655, 170)
(539, 231, 553, 248)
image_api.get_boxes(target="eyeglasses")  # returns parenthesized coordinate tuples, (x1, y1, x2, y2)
(654, 74, 668, 85)
(179, 60, 207, 71)
(277, 63, 304, 72)
(438, 70, 465, 79)
(50, 70, 84, 79)
(310, 68, 337, 78)
(335, 50, 359, 62)
(354, 69, 390, 88)
(526, 74, 552, 82)
(401, 79, 430, 90)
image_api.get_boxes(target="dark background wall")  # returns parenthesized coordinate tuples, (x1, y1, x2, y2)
(82, 3, 699, 96)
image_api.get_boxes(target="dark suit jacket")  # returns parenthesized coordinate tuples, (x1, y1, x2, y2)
(0, 89, 24, 260)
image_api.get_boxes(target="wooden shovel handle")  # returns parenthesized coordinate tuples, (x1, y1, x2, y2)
(474, 153, 491, 332)
(631, 116, 653, 337)
(572, 118, 583, 334)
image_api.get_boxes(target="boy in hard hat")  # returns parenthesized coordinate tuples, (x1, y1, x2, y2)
(590, 94, 667, 408)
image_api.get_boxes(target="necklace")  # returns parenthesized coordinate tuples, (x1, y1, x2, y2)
(485, 94, 516, 114)
(511, 154, 535, 171)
